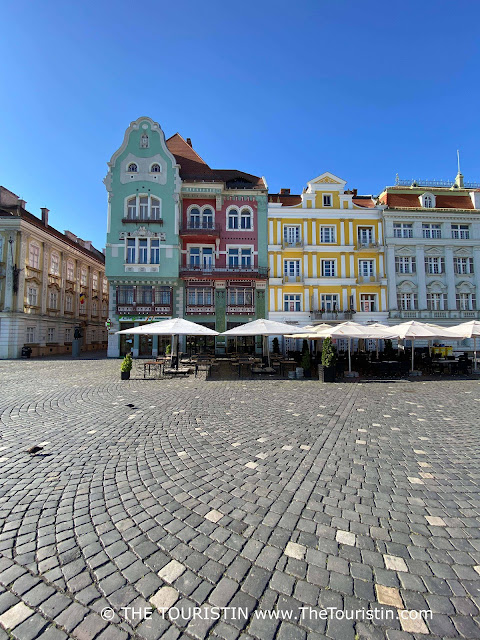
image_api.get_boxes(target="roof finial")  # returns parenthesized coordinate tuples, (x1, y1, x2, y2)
(456, 149, 464, 188)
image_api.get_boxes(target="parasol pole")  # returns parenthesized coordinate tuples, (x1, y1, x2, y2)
(411, 338, 415, 372)
(348, 338, 352, 373)
(475, 336, 478, 372)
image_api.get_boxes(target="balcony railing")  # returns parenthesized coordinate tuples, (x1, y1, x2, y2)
(180, 266, 268, 279)
(181, 222, 221, 235)
(116, 304, 172, 315)
(391, 309, 480, 320)
(312, 311, 354, 321)
(356, 242, 380, 250)
(122, 217, 163, 225)
(227, 305, 255, 314)
(357, 275, 379, 284)
(185, 305, 215, 315)
(283, 275, 303, 284)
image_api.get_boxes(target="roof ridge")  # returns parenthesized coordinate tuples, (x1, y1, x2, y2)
(166, 132, 211, 167)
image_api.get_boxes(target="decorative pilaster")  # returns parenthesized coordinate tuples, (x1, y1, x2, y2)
(416, 246, 427, 310)
(444, 246, 456, 309)
(386, 246, 397, 310)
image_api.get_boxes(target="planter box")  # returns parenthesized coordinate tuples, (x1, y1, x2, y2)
(121, 371, 131, 380)
(318, 365, 335, 383)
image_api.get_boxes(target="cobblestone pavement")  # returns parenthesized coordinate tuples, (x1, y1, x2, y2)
(0, 359, 479, 640)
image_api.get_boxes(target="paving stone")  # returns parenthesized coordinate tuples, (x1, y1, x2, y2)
(0, 601, 33, 629)
(375, 585, 403, 608)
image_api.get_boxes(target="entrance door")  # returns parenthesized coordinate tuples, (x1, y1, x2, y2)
(139, 334, 153, 357)
(120, 324, 134, 356)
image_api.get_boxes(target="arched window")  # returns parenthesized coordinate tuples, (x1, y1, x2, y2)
(150, 163, 161, 173)
(92, 272, 98, 290)
(127, 197, 137, 219)
(203, 208, 214, 229)
(189, 208, 201, 229)
(140, 134, 149, 148)
(127, 163, 138, 173)
(139, 196, 148, 219)
(240, 208, 252, 230)
(228, 207, 239, 230)
(67, 260, 75, 281)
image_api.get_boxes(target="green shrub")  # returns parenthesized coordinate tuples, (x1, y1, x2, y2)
(272, 337, 280, 354)
(301, 350, 311, 372)
(321, 337, 337, 367)
(166, 343, 171, 355)
(121, 353, 133, 372)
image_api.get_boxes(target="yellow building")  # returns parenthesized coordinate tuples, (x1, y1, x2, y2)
(268, 172, 388, 327)
(0, 187, 108, 358)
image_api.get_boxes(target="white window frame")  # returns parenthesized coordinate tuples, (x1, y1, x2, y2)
(127, 163, 138, 173)
(150, 163, 161, 173)
(283, 225, 301, 245)
(29, 243, 40, 269)
(284, 259, 301, 280)
(187, 245, 215, 270)
(65, 328, 72, 343)
(393, 223, 413, 238)
(284, 294, 301, 312)
(26, 327, 36, 343)
(320, 294, 339, 312)
(395, 256, 416, 274)
(228, 287, 253, 306)
(320, 226, 335, 243)
(240, 207, 253, 230)
(397, 293, 418, 310)
(66, 260, 75, 281)
(451, 224, 470, 239)
(360, 294, 376, 312)
(425, 256, 445, 274)
(50, 252, 60, 275)
(227, 206, 239, 230)
(457, 292, 476, 311)
(125, 194, 162, 221)
(422, 223, 442, 239)
(359, 259, 375, 277)
(321, 259, 336, 277)
(427, 292, 447, 311)
(49, 291, 58, 309)
(358, 226, 374, 245)
(187, 287, 213, 306)
(47, 327, 55, 343)
(65, 294, 73, 312)
(80, 267, 88, 286)
(454, 257, 474, 274)
(27, 286, 38, 306)
(322, 194, 332, 207)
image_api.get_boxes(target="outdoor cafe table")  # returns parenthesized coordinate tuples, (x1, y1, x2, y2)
(279, 360, 297, 376)
(433, 358, 460, 375)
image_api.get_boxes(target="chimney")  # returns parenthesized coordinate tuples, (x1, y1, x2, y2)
(41, 207, 49, 226)
(352, 188, 358, 197)
(18, 199, 27, 209)
(186, 138, 192, 147)
(83, 240, 92, 251)
(280, 188, 291, 195)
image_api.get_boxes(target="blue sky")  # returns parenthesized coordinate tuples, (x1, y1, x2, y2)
(2, 0, 480, 249)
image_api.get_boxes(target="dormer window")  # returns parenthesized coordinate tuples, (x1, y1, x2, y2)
(140, 134, 149, 148)
(127, 163, 138, 173)
(150, 163, 161, 173)
(323, 194, 332, 207)
(420, 192, 436, 208)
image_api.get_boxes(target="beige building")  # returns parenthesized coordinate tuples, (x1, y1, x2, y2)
(0, 187, 108, 359)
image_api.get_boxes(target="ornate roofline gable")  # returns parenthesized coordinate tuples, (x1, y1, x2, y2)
(424, 247, 444, 256)
(306, 172, 346, 194)
(104, 117, 180, 192)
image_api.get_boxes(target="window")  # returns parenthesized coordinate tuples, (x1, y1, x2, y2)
(228, 248, 239, 268)
(49, 291, 58, 309)
(241, 248, 251, 267)
(203, 208, 214, 228)
(67, 260, 75, 281)
(188, 287, 213, 306)
(189, 208, 201, 229)
(151, 198, 161, 220)
(47, 328, 55, 343)
(150, 163, 161, 173)
(284, 294, 301, 312)
(155, 288, 171, 305)
(457, 293, 476, 310)
(424, 195, 434, 208)
(228, 248, 252, 268)
(320, 226, 335, 243)
(393, 223, 413, 238)
(127, 163, 138, 172)
(284, 260, 301, 280)
(322, 194, 332, 207)
(103, 278, 108, 294)
(139, 196, 148, 219)
(395, 256, 416, 274)
(454, 257, 474, 274)
(127, 198, 137, 219)
(26, 327, 36, 343)
(136, 286, 153, 304)
(188, 207, 214, 229)
(50, 253, 60, 275)
(29, 244, 40, 269)
(65, 328, 72, 343)
(227, 208, 239, 229)
(452, 224, 470, 239)
(358, 227, 373, 245)
(189, 247, 200, 267)
(140, 134, 149, 148)
(117, 286, 134, 305)
(422, 223, 441, 239)
(284, 226, 300, 245)
(397, 293, 418, 310)
(427, 293, 447, 310)
(92, 301, 98, 315)
(240, 209, 252, 230)
(360, 294, 376, 312)
(27, 287, 38, 306)
(188, 247, 214, 270)
(228, 287, 253, 306)
(65, 295, 73, 312)
(320, 294, 339, 312)
(321, 260, 336, 277)
(126, 239, 136, 264)
(359, 260, 374, 277)
(425, 257, 445, 274)
(138, 239, 148, 264)
(150, 239, 160, 264)
(80, 268, 88, 286)
(92, 273, 98, 290)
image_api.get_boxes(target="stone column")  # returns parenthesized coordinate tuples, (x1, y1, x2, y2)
(445, 246, 456, 310)
(16, 232, 26, 313)
(415, 246, 427, 310)
(386, 245, 397, 310)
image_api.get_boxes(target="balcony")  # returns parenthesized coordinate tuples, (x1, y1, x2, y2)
(356, 242, 380, 251)
(226, 305, 255, 314)
(357, 275, 380, 284)
(180, 266, 268, 279)
(391, 309, 480, 320)
(116, 304, 172, 315)
(312, 311, 354, 321)
(185, 305, 215, 315)
(283, 275, 303, 284)
(282, 241, 303, 249)
(122, 217, 163, 225)
(181, 222, 221, 236)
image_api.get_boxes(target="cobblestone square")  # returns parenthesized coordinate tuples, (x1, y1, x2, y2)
(0, 358, 479, 639)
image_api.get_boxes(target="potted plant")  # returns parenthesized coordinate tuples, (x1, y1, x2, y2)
(121, 353, 133, 380)
(165, 343, 171, 356)
(319, 337, 336, 382)
(301, 349, 312, 378)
